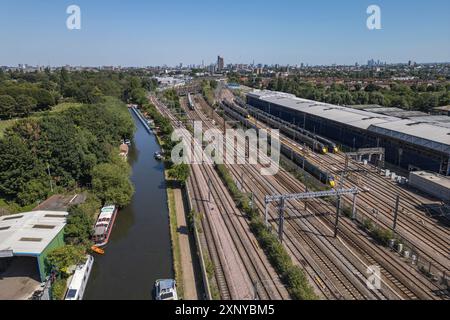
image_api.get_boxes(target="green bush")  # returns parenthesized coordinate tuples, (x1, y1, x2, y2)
(65, 202, 96, 245)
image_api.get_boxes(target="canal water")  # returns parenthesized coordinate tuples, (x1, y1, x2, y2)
(84, 110, 173, 300)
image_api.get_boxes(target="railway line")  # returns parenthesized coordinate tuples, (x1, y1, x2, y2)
(192, 93, 447, 300)
(274, 165, 445, 300)
(188, 95, 387, 300)
(220, 92, 449, 283)
(150, 95, 290, 300)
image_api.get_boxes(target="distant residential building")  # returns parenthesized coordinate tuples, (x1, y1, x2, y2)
(209, 64, 216, 74)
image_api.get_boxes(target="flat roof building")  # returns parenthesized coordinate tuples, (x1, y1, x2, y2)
(0, 211, 67, 281)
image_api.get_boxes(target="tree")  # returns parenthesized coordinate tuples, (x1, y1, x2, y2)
(369, 92, 385, 105)
(16, 179, 49, 206)
(0, 95, 16, 118)
(0, 135, 47, 204)
(168, 164, 190, 186)
(91, 162, 134, 207)
(46, 245, 86, 275)
(364, 83, 380, 92)
(210, 80, 218, 90)
(130, 88, 147, 105)
(35, 89, 55, 109)
(15, 95, 37, 116)
(390, 96, 409, 109)
(353, 91, 369, 105)
(65, 205, 94, 244)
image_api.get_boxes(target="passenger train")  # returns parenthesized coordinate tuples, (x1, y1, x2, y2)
(219, 100, 336, 188)
(187, 93, 195, 110)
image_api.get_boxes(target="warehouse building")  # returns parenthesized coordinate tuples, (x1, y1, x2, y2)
(409, 171, 450, 201)
(0, 211, 67, 282)
(246, 90, 450, 175)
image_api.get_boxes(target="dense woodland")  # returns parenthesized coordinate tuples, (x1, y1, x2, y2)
(0, 68, 157, 119)
(265, 77, 450, 112)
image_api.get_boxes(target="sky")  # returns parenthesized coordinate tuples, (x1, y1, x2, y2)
(0, 0, 449, 67)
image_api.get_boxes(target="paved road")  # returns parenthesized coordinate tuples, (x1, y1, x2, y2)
(174, 188, 199, 300)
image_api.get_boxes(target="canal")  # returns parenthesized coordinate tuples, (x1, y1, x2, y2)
(84, 110, 173, 300)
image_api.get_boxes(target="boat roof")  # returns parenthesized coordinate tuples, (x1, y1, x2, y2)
(158, 279, 175, 290)
(97, 206, 116, 220)
(101, 205, 116, 212)
(93, 226, 107, 236)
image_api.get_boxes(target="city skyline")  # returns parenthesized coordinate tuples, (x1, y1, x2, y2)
(1, 0, 449, 67)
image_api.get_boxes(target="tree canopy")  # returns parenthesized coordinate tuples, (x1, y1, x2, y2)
(46, 245, 86, 276)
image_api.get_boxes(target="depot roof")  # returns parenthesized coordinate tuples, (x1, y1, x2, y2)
(247, 90, 450, 155)
(0, 211, 67, 256)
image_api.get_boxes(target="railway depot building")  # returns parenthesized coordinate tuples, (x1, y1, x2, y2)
(247, 90, 450, 176)
(0, 211, 67, 282)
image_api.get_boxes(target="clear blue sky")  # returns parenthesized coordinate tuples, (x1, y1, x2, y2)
(0, 0, 449, 66)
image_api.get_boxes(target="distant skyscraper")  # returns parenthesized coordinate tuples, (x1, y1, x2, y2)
(217, 56, 224, 71)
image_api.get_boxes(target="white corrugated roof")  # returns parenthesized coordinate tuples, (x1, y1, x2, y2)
(255, 93, 397, 130)
(0, 211, 67, 255)
(410, 171, 450, 189)
(248, 90, 450, 154)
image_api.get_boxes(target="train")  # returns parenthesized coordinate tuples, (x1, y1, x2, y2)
(219, 101, 336, 188)
(235, 97, 339, 153)
(222, 100, 332, 154)
(281, 142, 336, 188)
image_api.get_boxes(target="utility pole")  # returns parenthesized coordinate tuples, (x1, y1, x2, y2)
(47, 163, 53, 193)
(304, 186, 308, 211)
(266, 188, 359, 240)
(264, 201, 269, 227)
(393, 195, 400, 231)
(278, 198, 285, 243)
(334, 196, 341, 238)
(351, 193, 358, 220)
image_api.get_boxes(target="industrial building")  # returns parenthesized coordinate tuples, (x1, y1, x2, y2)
(0, 211, 67, 281)
(409, 171, 450, 201)
(246, 90, 450, 175)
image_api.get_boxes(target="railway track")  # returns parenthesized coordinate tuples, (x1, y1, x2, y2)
(189, 96, 381, 300)
(188, 173, 233, 299)
(151, 95, 290, 300)
(275, 166, 444, 300)
(223, 94, 449, 281)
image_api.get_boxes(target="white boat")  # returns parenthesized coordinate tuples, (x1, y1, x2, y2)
(65, 255, 94, 301)
(92, 205, 118, 247)
(154, 279, 178, 300)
